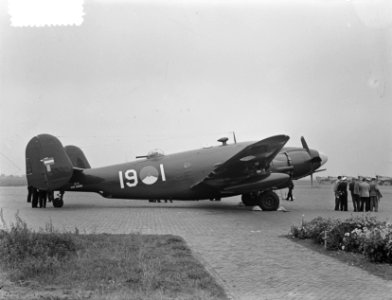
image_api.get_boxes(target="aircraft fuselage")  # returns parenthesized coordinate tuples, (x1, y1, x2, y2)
(64, 142, 325, 200)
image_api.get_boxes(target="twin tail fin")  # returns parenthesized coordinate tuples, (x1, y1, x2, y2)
(25, 134, 90, 190)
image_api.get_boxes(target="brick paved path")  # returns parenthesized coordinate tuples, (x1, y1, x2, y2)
(1, 185, 392, 299)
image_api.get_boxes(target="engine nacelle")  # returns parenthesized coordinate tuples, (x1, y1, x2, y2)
(224, 172, 290, 193)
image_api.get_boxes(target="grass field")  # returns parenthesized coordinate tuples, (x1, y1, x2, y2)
(0, 215, 228, 300)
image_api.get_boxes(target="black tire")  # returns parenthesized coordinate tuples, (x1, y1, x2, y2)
(53, 197, 64, 208)
(258, 191, 280, 211)
(241, 193, 258, 206)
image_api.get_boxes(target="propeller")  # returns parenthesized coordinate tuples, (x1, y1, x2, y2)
(301, 136, 324, 187)
(301, 136, 321, 163)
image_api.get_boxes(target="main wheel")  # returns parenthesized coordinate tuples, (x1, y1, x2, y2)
(257, 191, 279, 211)
(241, 193, 258, 206)
(53, 197, 64, 208)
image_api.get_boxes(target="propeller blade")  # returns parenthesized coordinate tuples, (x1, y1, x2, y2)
(301, 136, 323, 173)
(301, 136, 310, 154)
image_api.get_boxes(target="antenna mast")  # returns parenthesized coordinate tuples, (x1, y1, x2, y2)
(233, 131, 237, 144)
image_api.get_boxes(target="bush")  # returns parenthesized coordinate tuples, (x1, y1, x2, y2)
(348, 224, 392, 263)
(326, 217, 377, 250)
(290, 215, 392, 264)
(290, 217, 337, 244)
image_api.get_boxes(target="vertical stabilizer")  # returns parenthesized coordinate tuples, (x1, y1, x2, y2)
(26, 134, 73, 190)
(64, 145, 91, 169)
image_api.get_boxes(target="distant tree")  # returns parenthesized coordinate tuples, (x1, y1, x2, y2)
(0, 175, 27, 186)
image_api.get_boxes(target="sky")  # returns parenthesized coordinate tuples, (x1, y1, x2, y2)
(0, 0, 391, 178)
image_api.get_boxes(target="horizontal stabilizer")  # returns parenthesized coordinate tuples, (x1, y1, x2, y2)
(26, 134, 73, 190)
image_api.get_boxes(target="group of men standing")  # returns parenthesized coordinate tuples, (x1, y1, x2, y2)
(26, 186, 54, 208)
(334, 176, 383, 212)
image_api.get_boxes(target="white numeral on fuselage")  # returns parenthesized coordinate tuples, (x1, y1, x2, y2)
(119, 164, 166, 189)
(119, 169, 138, 189)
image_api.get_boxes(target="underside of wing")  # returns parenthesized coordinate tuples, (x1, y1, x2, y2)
(192, 134, 290, 190)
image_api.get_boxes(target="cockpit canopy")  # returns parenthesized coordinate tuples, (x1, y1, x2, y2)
(147, 149, 165, 158)
(136, 148, 165, 159)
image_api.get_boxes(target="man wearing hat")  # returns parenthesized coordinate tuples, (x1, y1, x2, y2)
(369, 178, 382, 212)
(333, 176, 342, 211)
(349, 178, 358, 212)
(336, 176, 348, 211)
(359, 178, 371, 212)
(353, 177, 361, 212)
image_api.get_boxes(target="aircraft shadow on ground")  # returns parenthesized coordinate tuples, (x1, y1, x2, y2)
(46, 202, 263, 213)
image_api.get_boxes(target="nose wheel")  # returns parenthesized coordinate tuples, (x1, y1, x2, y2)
(53, 191, 64, 208)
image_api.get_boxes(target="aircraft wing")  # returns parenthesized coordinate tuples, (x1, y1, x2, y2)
(192, 135, 290, 189)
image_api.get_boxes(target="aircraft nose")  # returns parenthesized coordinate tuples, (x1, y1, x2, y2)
(319, 152, 328, 166)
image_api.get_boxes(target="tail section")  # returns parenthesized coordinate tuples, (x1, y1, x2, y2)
(64, 145, 91, 169)
(25, 134, 80, 190)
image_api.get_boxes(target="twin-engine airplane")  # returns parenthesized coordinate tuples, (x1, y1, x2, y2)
(25, 134, 327, 211)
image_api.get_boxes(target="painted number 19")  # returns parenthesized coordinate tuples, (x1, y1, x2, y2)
(118, 164, 166, 189)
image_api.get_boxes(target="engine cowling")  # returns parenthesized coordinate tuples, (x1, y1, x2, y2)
(224, 172, 290, 193)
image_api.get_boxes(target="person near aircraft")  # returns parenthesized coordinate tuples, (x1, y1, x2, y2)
(369, 178, 382, 212)
(47, 190, 54, 203)
(337, 177, 348, 211)
(348, 178, 356, 211)
(27, 185, 33, 203)
(353, 178, 361, 212)
(38, 190, 47, 208)
(286, 179, 294, 201)
(359, 178, 370, 212)
(333, 176, 342, 211)
(32, 188, 39, 208)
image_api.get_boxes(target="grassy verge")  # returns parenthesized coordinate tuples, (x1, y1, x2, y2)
(289, 237, 392, 281)
(0, 213, 228, 300)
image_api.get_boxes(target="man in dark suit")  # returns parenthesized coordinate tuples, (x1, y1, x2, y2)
(337, 177, 348, 211)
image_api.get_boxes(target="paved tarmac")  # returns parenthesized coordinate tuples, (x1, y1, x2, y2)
(1, 183, 392, 300)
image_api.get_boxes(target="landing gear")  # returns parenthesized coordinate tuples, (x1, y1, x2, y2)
(241, 193, 258, 206)
(53, 191, 64, 208)
(53, 198, 64, 208)
(257, 191, 280, 211)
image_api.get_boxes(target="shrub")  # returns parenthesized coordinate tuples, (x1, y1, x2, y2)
(385, 238, 392, 263)
(290, 217, 337, 245)
(290, 215, 392, 264)
(354, 224, 392, 263)
(326, 219, 365, 250)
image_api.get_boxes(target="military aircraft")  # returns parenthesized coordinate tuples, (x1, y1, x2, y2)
(25, 134, 327, 211)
